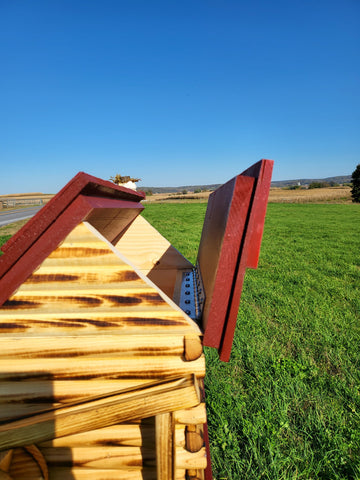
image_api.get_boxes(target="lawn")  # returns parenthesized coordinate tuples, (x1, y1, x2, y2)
(1, 202, 359, 479)
(143, 203, 360, 480)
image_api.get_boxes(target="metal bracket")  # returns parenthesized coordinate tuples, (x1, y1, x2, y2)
(179, 266, 205, 324)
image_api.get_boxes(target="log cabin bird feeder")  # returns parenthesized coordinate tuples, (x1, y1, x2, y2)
(0, 159, 273, 480)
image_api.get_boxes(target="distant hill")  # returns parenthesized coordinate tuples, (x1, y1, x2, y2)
(139, 184, 221, 194)
(271, 175, 352, 188)
(139, 175, 351, 193)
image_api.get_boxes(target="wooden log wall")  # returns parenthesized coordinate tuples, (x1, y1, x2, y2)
(0, 222, 207, 479)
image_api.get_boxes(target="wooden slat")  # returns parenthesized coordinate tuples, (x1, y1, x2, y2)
(0, 379, 177, 404)
(0, 376, 201, 450)
(0, 335, 185, 358)
(41, 446, 156, 468)
(18, 264, 145, 291)
(0, 404, 62, 423)
(0, 310, 199, 336)
(0, 355, 205, 380)
(5, 286, 179, 311)
(156, 413, 173, 479)
(0, 380, 171, 421)
(39, 422, 155, 448)
(48, 467, 157, 480)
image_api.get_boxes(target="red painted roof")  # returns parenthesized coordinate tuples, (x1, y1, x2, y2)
(0, 172, 145, 306)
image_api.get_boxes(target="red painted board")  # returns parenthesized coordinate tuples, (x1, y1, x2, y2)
(0, 194, 144, 307)
(218, 160, 273, 362)
(0, 195, 93, 307)
(0, 172, 144, 280)
(199, 175, 254, 348)
(201, 159, 273, 358)
(218, 265, 247, 362)
(240, 159, 274, 269)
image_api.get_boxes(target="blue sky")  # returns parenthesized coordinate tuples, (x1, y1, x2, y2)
(1, 0, 359, 193)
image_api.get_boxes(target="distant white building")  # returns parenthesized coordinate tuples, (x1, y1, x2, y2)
(119, 180, 137, 191)
(110, 175, 140, 191)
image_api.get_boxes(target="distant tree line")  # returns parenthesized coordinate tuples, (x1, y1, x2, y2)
(308, 181, 339, 189)
(351, 164, 360, 203)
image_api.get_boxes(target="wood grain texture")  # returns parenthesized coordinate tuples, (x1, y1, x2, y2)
(83, 197, 143, 244)
(116, 215, 192, 274)
(0, 355, 205, 381)
(0, 192, 144, 307)
(173, 403, 207, 425)
(17, 265, 146, 291)
(186, 425, 204, 453)
(0, 222, 201, 336)
(0, 311, 198, 336)
(43, 467, 157, 480)
(155, 413, 173, 479)
(174, 424, 186, 448)
(0, 335, 185, 358)
(0, 376, 201, 451)
(115, 215, 193, 298)
(175, 447, 207, 470)
(39, 422, 155, 448)
(0, 171, 212, 478)
(41, 446, 156, 468)
(86, 221, 201, 331)
(7, 447, 46, 480)
(48, 467, 192, 480)
(184, 335, 203, 361)
(0, 380, 162, 406)
(0, 195, 93, 308)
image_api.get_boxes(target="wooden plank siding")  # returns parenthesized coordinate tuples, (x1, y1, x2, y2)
(0, 219, 206, 479)
(0, 222, 201, 337)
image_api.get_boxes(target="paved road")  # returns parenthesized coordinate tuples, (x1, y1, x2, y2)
(0, 206, 43, 227)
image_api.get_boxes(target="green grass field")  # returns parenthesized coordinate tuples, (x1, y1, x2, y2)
(1, 203, 359, 479)
(143, 203, 360, 480)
